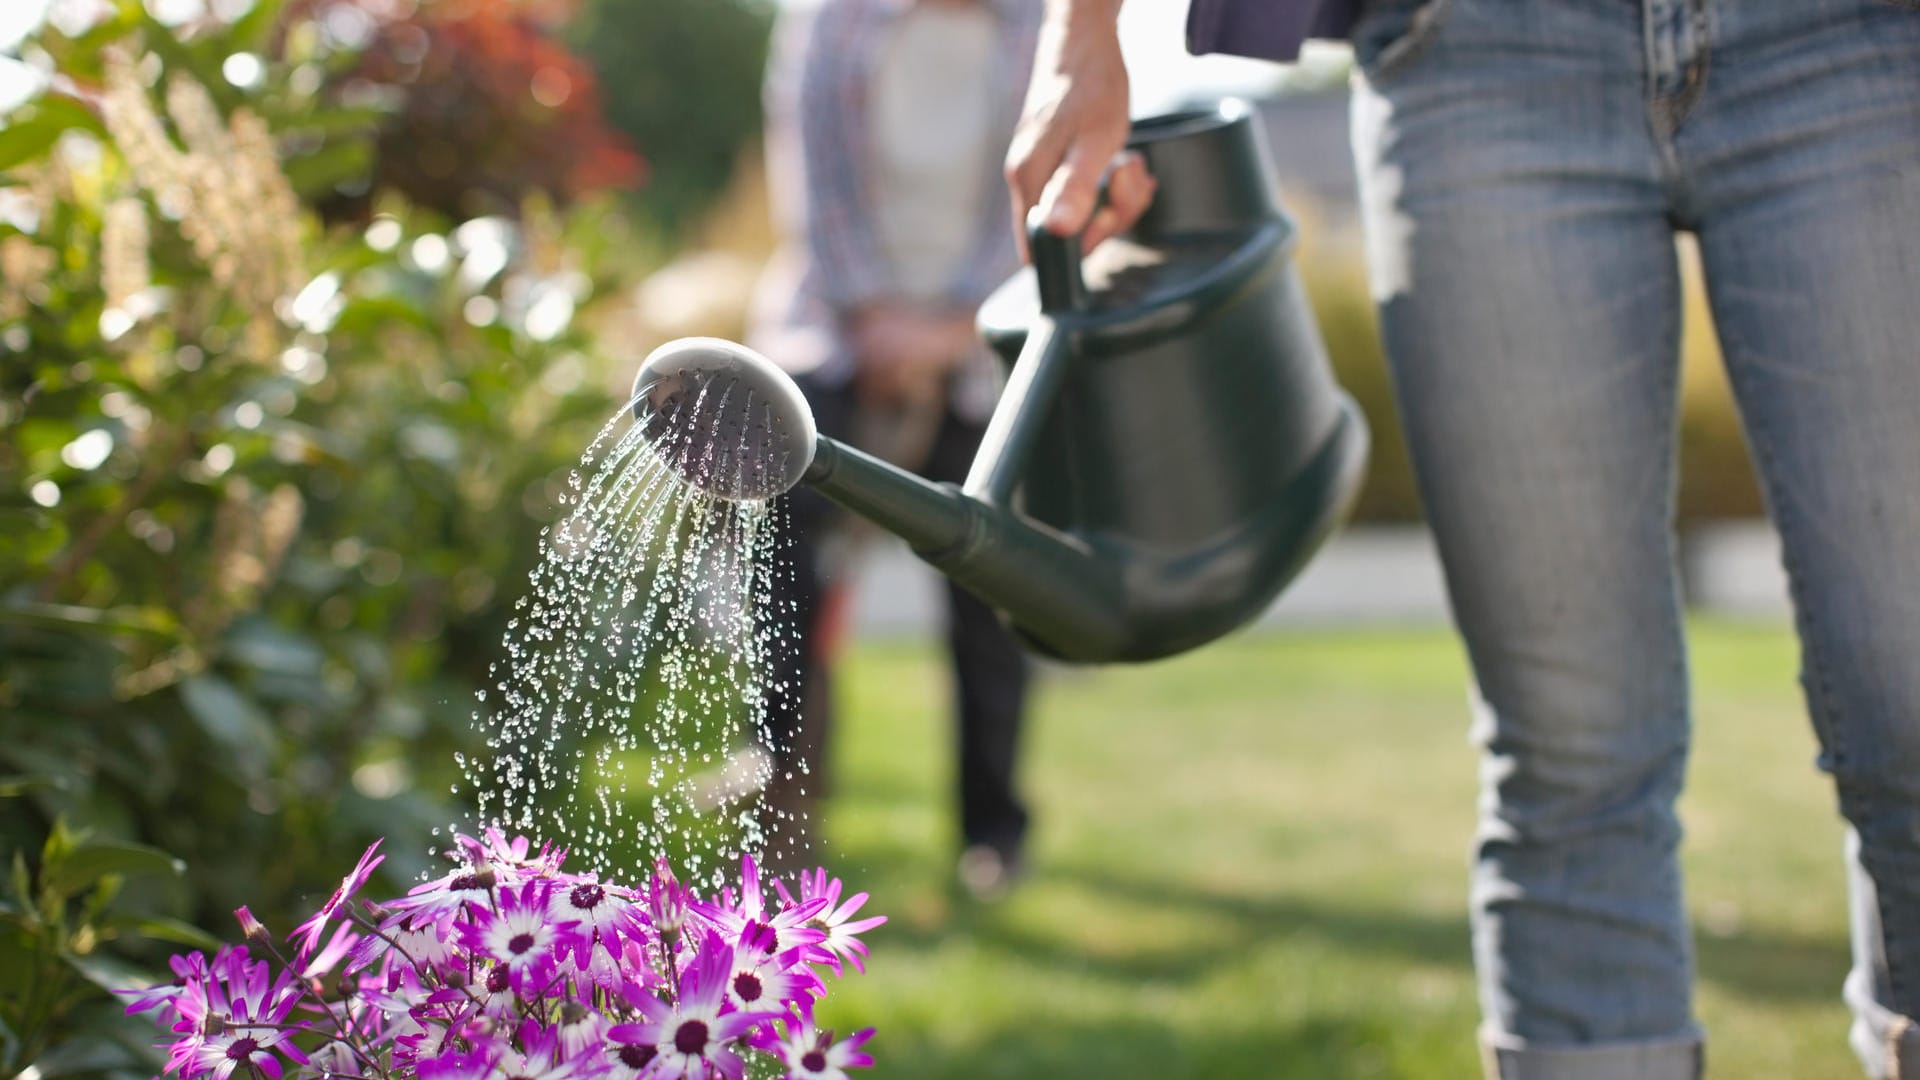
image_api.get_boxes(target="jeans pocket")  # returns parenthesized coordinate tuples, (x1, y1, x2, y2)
(1351, 0, 1455, 82)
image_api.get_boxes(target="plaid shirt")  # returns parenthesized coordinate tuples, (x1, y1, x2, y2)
(747, 0, 1043, 382)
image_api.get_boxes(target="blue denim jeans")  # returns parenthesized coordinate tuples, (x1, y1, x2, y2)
(1348, 0, 1920, 1076)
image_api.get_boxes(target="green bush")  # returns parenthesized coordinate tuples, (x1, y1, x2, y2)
(565, 0, 775, 239)
(0, 5, 641, 1069)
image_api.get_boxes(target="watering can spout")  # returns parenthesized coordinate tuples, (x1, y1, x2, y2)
(629, 338, 1132, 662)
(802, 437, 1132, 660)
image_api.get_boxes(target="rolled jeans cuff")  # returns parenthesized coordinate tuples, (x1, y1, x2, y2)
(1881, 1014, 1919, 1080)
(1479, 1025, 1704, 1080)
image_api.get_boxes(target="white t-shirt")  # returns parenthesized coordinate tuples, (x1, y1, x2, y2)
(868, 1, 1000, 301)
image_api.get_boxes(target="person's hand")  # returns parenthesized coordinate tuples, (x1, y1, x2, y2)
(850, 304, 975, 408)
(1005, 0, 1155, 256)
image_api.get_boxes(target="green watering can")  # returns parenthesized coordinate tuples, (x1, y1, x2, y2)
(630, 99, 1368, 663)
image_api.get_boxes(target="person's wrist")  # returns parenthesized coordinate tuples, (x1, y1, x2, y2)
(1045, 0, 1123, 33)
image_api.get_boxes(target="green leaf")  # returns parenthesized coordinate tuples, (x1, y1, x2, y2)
(101, 914, 220, 951)
(178, 674, 278, 783)
(224, 621, 324, 678)
(42, 841, 184, 899)
(0, 601, 181, 639)
(0, 96, 105, 171)
(8, 850, 30, 917)
(61, 950, 153, 996)
(26, 1034, 143, 1078)
(0, 774, 64, 798)
(282, 138, 374, 200)
(226, 0, 287, 52)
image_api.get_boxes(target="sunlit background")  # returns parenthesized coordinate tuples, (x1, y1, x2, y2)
(0, 0, 1835, 1076)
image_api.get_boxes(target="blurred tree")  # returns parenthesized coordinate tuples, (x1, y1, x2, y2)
(295, 0, 645, 220)
(565, 0, 775, 238)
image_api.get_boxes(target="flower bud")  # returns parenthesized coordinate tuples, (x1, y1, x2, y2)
(234, 906, 271, 950)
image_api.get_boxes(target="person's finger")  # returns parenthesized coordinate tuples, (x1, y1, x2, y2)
(1036, 138, 1109, 239)
(1005, 118, 1068, 261)
(1081, 151, 1155, 253)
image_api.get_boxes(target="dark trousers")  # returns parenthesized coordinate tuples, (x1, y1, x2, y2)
(760, 376, 1031, 862)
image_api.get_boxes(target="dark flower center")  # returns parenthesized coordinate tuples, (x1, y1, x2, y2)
(732, 971, 763, 1002)
(570, 883, 605, 909)
(741, 918, 777, 954)
(802, 1050, 828, 1072)
(449, 873, 483, 891)
(226, 1037, 260, 1060)
(507, 932, 536, 955)
(674, 1019, 710, 1055)
(618, 1045, 658, 1068)
(486, 966, 511, 993)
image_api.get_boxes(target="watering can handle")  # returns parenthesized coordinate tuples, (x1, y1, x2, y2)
(965, 208, 1086, 506)
(1026, 207, 1087, 313)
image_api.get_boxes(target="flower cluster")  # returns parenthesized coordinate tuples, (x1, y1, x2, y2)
(126, 832, 884, 1079)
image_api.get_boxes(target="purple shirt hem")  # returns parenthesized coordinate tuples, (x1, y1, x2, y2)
(1185, 0, 1361, 62)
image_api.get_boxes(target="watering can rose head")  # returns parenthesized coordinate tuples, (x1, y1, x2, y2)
(122, 830, 883, 1079)
(630, 337, 819, 503)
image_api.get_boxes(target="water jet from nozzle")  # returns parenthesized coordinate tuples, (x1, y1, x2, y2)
(629, 337, 817, 502)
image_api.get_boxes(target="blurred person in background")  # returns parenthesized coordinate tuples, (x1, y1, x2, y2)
(748, 0, 1045, 900)
(1005, 0, 1920, 1077)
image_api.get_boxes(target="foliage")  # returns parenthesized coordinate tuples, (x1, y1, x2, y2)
(311, 0, 644, 220)
(0, 818, 215, 1076)
(565, 0, 775, 239)
(0, 3, 648, 1071)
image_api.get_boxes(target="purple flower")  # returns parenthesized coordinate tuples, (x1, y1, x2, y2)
(168, 947, 310, 1080)
(491, 1017, 604, 1080)
(123, 951, 207, 1024)
(549, 876, 649, 972)
(380, 864, 499, 950)
(125, 834, 882, 1079)
(644, 857, 692, 938)
(760, 1013, 875, 1080)
(414, 1047, 499, 1080)
(299, 921, 360, 978)
(775, 869, 887, 976)
(721, 923, 822, 1014)
(609, 931, 778, 1080)
(454, 879, 574, 993)
(693, 856, 830, 962)
(453, 826, 568, 877)
(351, 906, 462, 976)
(288, 838, 384, 961)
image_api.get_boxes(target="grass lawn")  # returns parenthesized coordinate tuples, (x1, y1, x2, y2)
(806, 620, 1859, 1079)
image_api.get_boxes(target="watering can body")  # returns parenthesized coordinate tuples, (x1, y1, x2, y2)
(802, 100, 1368, 663)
